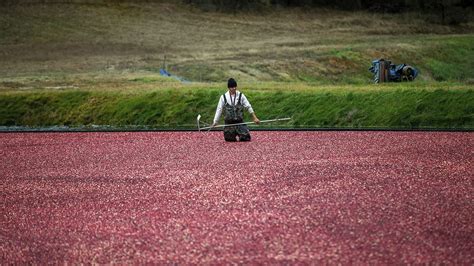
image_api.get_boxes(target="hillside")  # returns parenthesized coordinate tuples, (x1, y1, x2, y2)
(1, 1, 473, 130)
(1, 1, 473, 84)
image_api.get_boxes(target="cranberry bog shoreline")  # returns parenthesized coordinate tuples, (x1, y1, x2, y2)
(1, 83, 473, 130)
(1, 131, 472, 264)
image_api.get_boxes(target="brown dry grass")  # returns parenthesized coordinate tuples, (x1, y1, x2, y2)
(0, 1, 473, 83)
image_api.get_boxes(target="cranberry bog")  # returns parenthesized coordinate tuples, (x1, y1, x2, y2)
(1, 131, 472, 264)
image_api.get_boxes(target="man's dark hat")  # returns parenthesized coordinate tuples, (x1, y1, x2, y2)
(227, 78, 237, 88)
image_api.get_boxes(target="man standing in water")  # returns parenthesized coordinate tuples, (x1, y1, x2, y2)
(211, 78, 260, 141)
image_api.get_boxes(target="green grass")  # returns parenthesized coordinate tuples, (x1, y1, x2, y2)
(422, 36, 474, 81)
(1, 83, 472, 130)
(0, 3, 472, 130)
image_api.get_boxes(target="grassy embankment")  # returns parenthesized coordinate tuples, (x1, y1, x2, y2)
(0, 2, 473, 129)
(1, 82, 472, 130)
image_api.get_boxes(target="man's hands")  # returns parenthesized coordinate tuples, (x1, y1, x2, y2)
(212, 113, 259, 128)
(252, 113, 260, 124)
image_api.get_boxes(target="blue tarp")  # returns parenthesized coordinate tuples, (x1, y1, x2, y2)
(159, 69, 189, 83)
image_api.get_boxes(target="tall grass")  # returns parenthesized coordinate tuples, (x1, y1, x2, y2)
(1, 84, 472, 129)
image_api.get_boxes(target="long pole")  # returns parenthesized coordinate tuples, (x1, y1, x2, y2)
(198, 118, 291, 131)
